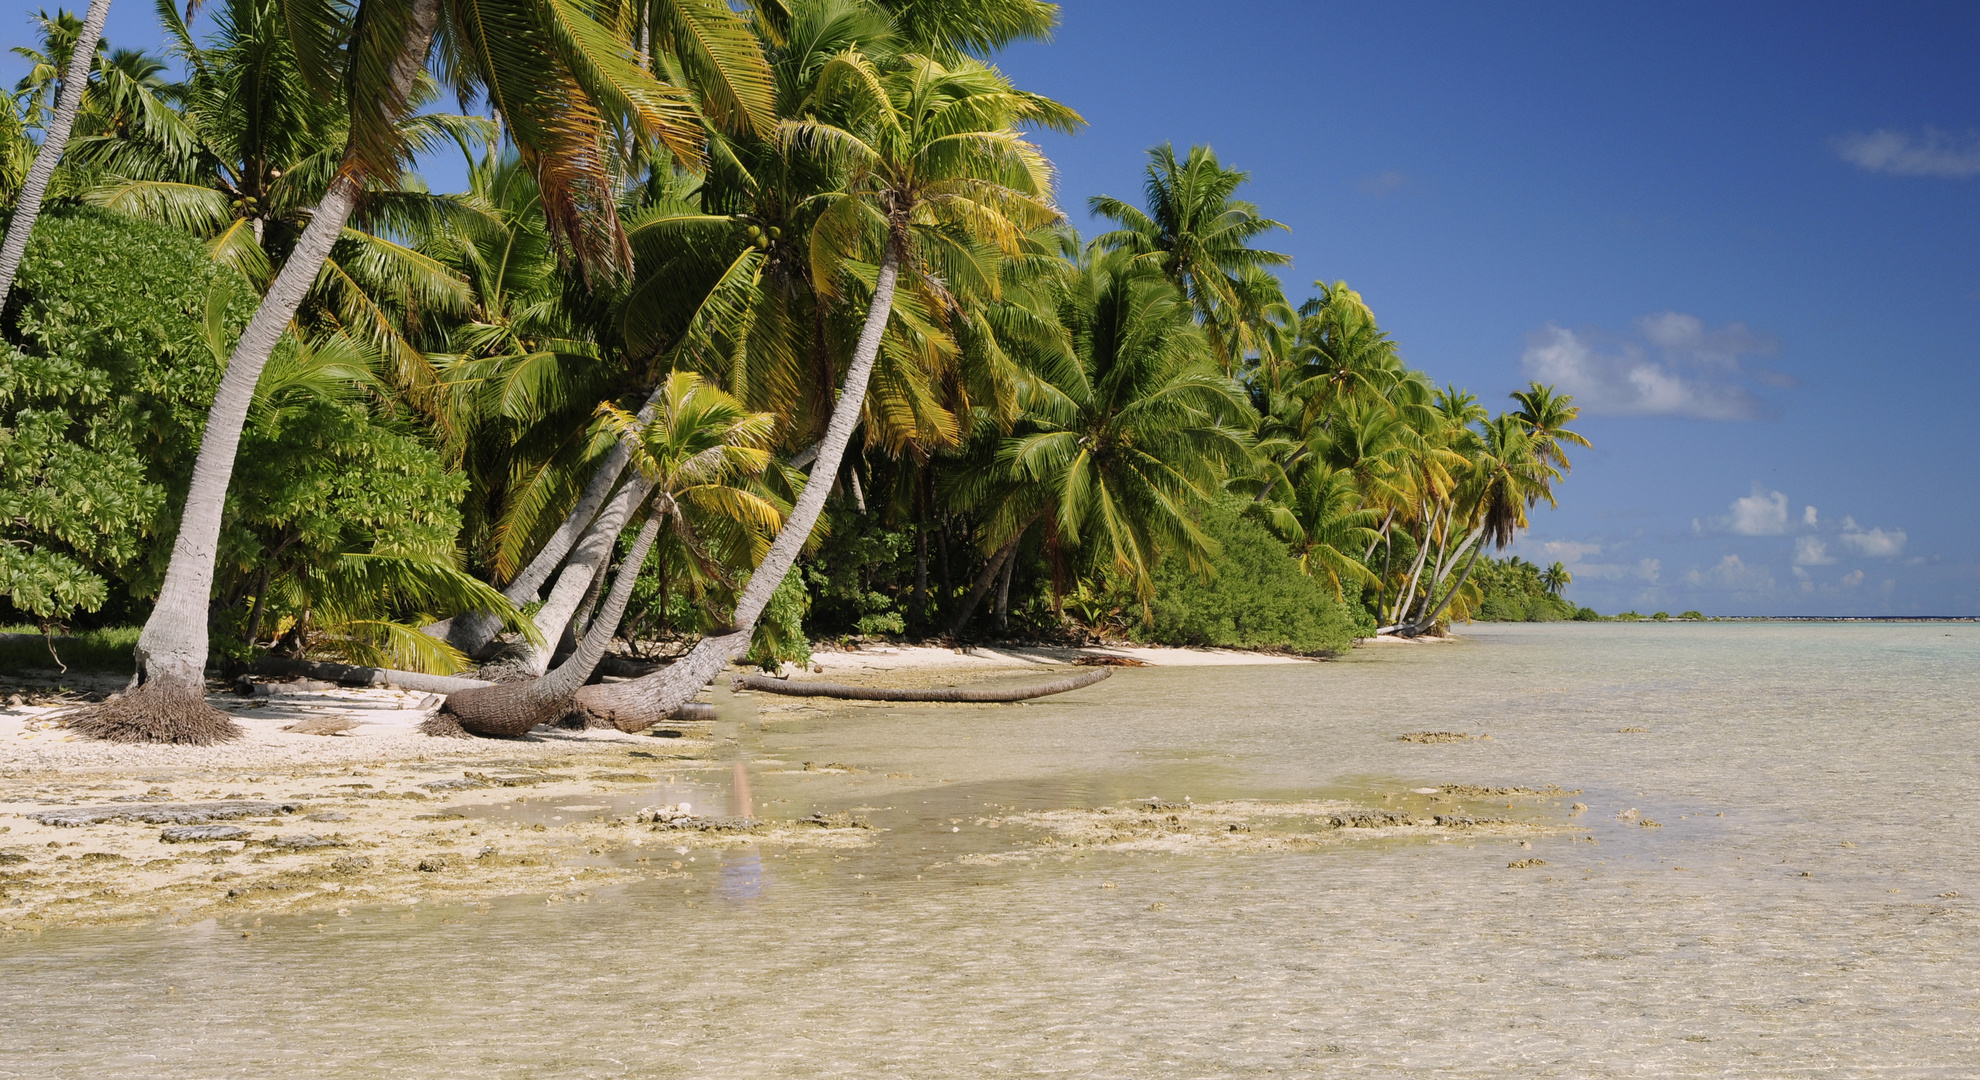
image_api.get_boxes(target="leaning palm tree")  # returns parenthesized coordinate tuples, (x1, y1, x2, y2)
(1395, 413, 1558, 636)
(569, 49, 1073, 731)
(75, 0, 721, 744)
(438, 370, 781, 734)
(0, 0, 111, 309)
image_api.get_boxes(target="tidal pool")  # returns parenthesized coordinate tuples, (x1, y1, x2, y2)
(5, 622, 1977, 1077)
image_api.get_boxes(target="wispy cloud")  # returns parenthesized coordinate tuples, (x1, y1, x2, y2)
(1832, 128, 1980, 179)
(1520, 313, 1780, 420)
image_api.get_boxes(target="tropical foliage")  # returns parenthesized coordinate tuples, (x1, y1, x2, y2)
(2, 0, 1592, 706)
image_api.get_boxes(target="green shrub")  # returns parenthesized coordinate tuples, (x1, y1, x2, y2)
(0, 208, 247, 625)
(746, 567, 812, 671)
(1679, 610, 1705, 620)
(1652, 611, 1670, 621)
(1136, 496, 1361, 654)
(1574, 606, 1602, 621)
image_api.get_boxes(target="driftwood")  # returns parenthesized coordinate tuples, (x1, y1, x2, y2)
(731, 666, 1112, 702)
(250, 657, 493, 695)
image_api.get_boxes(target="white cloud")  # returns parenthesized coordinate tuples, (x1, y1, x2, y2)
(1793, 536, 1835, 566)
(1726, 484, 1790, 536)
(1637, 558, 1661, 583)
(1520, 315, 1777, 420)
(1532, 540, 1602, 563)
(1841, 569, 1865, 588)
(1686, 554, 1773, 593)
(1803, 505, 1818, 527)
(1839, 518, 1907, 558)
(1832, 128, 1980, 179)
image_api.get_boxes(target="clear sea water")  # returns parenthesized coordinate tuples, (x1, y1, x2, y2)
(5, 622, 1977, 1077)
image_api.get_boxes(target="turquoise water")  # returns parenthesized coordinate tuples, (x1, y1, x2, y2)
(5, 622, 1977, 1077)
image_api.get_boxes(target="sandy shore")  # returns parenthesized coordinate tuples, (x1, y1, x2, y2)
(0, 641, 1469, 931)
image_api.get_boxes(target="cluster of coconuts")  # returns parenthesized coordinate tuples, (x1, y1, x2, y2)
(738, 219, 782, 250)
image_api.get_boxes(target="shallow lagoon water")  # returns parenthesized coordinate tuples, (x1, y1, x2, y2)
(6, 622, 1979, 1077)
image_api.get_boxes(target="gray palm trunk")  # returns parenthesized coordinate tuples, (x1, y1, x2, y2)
(127, 0, 443, 695)
(571, 249, 901, 727)
(430, 379, 673, 655)
(1398, 526, 1486, 636)
(0, 0, 111, 310)
(511, 470, 656, 675)
(433, 508, 663, 736)
(949, 532, 1020, 636)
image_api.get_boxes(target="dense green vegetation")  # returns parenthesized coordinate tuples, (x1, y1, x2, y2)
(2, 0, 1593, 711)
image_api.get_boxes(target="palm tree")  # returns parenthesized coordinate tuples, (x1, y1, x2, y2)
(0, 0, 112, 309)
(1541, 560, 1571, 597)
(1510, 381, 1589, 473)
(1397, 413, 1559, 636)
(971, 247, 1251, 624)
(1089, 143, 1289, 372)
(76, 0, 726, 744)
(571, 48, 1072, 729)
(439, 371, 781, 733)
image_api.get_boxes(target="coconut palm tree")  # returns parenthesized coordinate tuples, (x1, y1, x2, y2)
(76, 0, 729, 744)
(0, 0, 111, 309)
(1089, 143, 1289, 372)
(436, 371, 780, 734)
(982, 248, 1253, 616)
(1541, 560, 1571, 597)
(1396, 413, 1559, 636)
(1510, 381, 1589, 473)
(568, 47, 1072, 730)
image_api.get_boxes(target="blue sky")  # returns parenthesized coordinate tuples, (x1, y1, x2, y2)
(9, 1, 1978, 614)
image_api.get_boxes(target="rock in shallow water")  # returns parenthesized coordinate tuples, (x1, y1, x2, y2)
(160, 825, 251, 843)
(32, 802, 302, 827)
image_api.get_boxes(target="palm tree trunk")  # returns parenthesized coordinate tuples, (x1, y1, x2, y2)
(508, 474, 654, 676)
(0, 0, 110, 310)
(430, 378, 674, 655)
(1391, 505, 1436, 625)
(568, 247, 901, 730)
(949, 531, 1020, 636)
(1404, 528, 1486, 636)
(994, 549, 1014, 631)
(72, 0, 443, 745)
(432, 509, 663, 737)
(912, 527, 929, 627)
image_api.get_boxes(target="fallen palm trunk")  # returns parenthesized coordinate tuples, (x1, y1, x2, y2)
(249, 658, 493, 695)
(731, 666, 1111, 702)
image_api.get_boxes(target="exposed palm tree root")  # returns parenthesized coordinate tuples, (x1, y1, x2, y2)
(731, 667, 1112, 702)
(419, 711, 474, 739)
(66, 682, 243, 745)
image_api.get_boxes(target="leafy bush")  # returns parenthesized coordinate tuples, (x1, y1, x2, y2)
(1574, 606, 1602, 621)
(746, 567, 812, 670)
(1679, 610, 1704, 620)
(1136, 496, 1364, 654)
(0, 208, 247, 625)
(799, 506, 915, 638)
